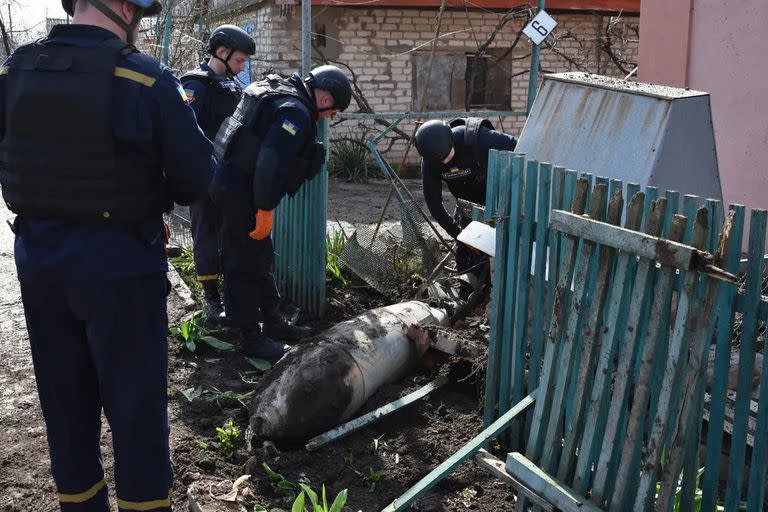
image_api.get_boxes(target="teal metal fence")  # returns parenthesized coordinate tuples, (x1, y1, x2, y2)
(272, 119, 329, 317)
(479, 151, 768, 511)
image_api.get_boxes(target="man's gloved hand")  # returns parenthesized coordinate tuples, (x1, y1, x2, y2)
(249, 209, 274, 240)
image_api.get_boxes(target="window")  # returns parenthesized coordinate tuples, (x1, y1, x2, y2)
(412, 51, 512, 110)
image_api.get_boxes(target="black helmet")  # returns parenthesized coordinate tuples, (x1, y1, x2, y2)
(62, 0, 162, 16)
(207, 25, 256, 56)
(307, 65, 352, 112)
(415, 120, 454, 163)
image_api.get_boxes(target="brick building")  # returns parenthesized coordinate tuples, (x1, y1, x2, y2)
(196, 0, 640, 165)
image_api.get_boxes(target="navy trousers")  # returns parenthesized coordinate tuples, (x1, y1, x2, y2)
(190, 195, 221, 283)
(20, 272, 173, 511)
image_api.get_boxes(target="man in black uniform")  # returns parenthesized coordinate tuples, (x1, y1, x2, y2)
(212, 65, 352, 359)
(415, 118, 517, 291)
(181, 25, 254, 321)
(0, 0, 213, 510)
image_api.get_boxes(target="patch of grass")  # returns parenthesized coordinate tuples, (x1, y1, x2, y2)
(329, 136, 374, 183)
(169, 245, 202, 297)
(326, 230, 347, 285)
(215, 419, 244, 458)
(293, 484, 348, 512)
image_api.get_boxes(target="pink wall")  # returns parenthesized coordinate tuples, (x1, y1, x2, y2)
(640, 0, 768, 226)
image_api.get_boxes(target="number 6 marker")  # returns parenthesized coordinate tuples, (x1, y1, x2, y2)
(523, 10, 558, 45)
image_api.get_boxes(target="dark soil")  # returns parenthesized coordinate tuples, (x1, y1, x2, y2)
(171, 279, 514, 512)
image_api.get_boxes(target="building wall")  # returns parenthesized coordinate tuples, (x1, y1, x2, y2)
(232, 3, 639, 167)
(639, 0, 768, 234)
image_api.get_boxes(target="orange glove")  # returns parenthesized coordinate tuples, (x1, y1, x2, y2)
(249, 209, 274, 240)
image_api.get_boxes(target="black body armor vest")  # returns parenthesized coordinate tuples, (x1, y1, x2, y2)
(214, 74, 325, 196)
(181, 69, 242, 140)
(0, 40, 168, 221)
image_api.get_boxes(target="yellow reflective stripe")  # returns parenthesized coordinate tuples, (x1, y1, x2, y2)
(116, 490, 171, 511)
(114, 67, 156, 87)
(197, 274, 219, 282)
(58, 479, 106, 503)
(0, 66, 8, 76)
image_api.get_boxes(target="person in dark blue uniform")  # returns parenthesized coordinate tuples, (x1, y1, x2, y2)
(211, 65, 352, 358)
(415, 119, 517, 293)
(0, 0, 214, 510)
(181, 25, 254, 322)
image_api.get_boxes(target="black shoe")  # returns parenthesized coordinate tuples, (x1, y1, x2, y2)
(262, 317, 315, 341)
(241, 330, 291, 359)
(202, 299, 226, 327)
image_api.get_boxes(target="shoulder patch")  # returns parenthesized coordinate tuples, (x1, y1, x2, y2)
(177, 84, 190, 104)
(184, 88, 196, 104)
(281, 120, 298, 136)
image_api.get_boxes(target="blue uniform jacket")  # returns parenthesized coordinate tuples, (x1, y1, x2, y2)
(0, 25, 214, 280)
(181, 61, 241, 139)
(422, 125, 517, 238)
(213, 78, 316, 213)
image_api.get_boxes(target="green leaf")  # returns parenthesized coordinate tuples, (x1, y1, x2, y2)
(298, 484, 319, 510)
(200, 336, 235, 351)
(181, 321, 190, 340)
(278, 480, 297, 491)
(253, 505, 268, 512)
(322, 485, 328, 510)
(246, 357, 272, 371)
(186, 339, 197, 352)
(181, 387, 202, 402)
(291, 492, 305, 512)
(262, 462, 284, 484)
(328, 489, 348, 512)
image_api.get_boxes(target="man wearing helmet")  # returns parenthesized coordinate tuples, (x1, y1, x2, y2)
(211, 64, 352, 359)
(0, 0, 214, 510)
(415, 119, 518, 293)
(181, 25, 255, 323)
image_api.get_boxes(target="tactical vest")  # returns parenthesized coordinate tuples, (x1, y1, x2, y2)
(214, 74, 325, 197)
(0, 40, 169, 222)
(181, 68, 242, 140)
(440, 118, 495, 203)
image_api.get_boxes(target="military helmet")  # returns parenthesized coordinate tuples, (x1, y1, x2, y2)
(62, 0, 162, 16)
(415, 120, 454, 163)
(307, 65, 353, 112)
(208, 25, 256, 56)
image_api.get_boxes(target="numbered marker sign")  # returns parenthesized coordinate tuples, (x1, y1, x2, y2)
(523, 10, 557, 45)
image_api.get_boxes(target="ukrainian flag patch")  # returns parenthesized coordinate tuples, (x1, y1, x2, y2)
(450, 167, 461, 173)
(184, 88, 195, 104)
(177, 84, 190, 104)
(281, 120, 298, 136)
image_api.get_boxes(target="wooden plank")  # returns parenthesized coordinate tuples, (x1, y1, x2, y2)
(642, 186, 659, 231)
(590, 198, 666, 506)
(505, 453, 603, 512)
(659, 209, 724, 512)
(483, 152, 511, 427)
(474, 449, 555, 511)
(725, 209, 768, 511)
(662, 190, 680, 238)
(381, 393, 536, 512)
(634, 209, 710, 512)
(498, 155, 525, 419)
(707, 199, 724, 254)
(747, 302, 768, 511)
(549, 209, 707, 271)
(573, 191, 644, 495)
(525, 178, 589, 464)
(509, 160, 538, 448)
(558, 187, 623, 484)
(529, 163, 553, 404)
(609, 213, 687, 510)
(540, 184, 607, 474)
(483, 150, 499, 224)
(305, 376, 449, 451)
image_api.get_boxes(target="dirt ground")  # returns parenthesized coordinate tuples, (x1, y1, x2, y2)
(0, 179, 508, 512)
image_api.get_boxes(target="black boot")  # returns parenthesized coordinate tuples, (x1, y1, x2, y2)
(201, 280, 225, 326)
(241, 328, 291, 360)
(262, 306, 315, 341)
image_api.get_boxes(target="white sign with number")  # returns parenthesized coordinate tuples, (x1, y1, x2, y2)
(523, 10, 557, 45)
